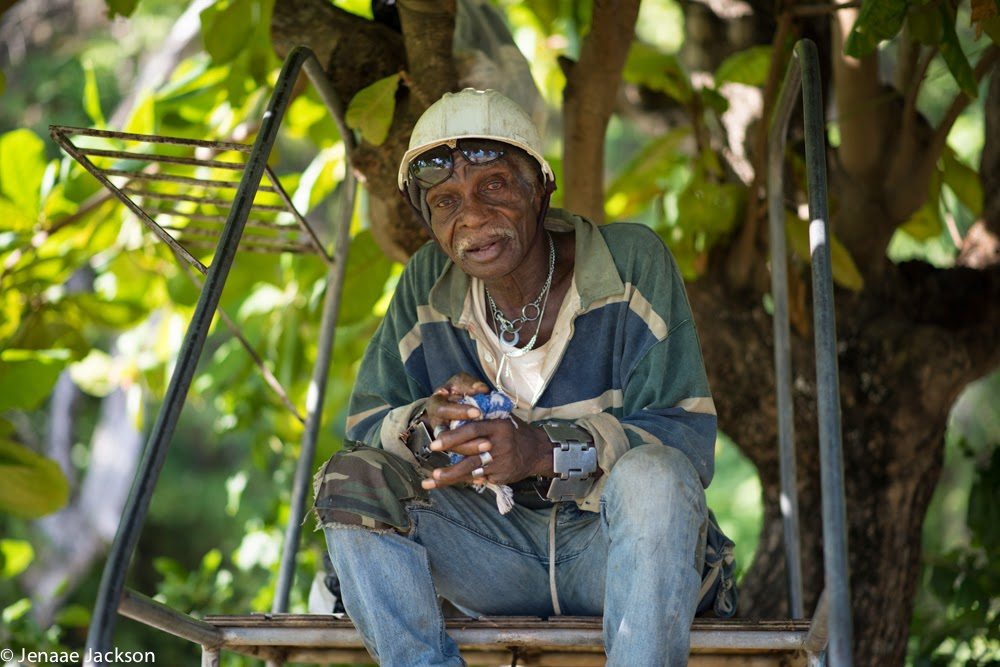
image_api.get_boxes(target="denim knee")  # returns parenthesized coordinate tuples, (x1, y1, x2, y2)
(602, 445, 706, 526)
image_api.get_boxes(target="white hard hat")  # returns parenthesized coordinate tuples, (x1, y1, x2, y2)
(397, 88, 554, 191)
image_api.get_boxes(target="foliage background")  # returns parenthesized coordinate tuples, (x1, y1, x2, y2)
(0, 0, 997, 665)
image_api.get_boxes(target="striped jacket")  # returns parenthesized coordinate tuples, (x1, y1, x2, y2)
(346, 210, 717, 511)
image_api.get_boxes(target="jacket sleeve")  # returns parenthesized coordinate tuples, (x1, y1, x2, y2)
(572, 226, 716, 511)
(344, 249, 439, 464)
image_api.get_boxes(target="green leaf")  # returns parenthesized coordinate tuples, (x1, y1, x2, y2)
(201, 0, 255, 65)
(0, 439, 70, 518)
(83, 60, 106, 128)
(0, 70, 5, 95)
(900, 203, 943, 240)
(907, 2, 943, 45)
(715, 46, 772, 87)
(699, 87, 729, 114)
(677, 179, 745, 238)
(938, 4, 979, 97)
(941, 148, 982, 216)
(0, 539, 34, 578)
(0, 128, 47, 222)
(0, 349, 72, 412)
(105, 0, 139, 18)
(339, 230, 393, 324)
(623, 41, 692, 104)
(54, 604, 92, 628)
(345, 74, 401, 146)
(982, 16, 1000, 43)
(785, 213, 865, 291)
(606, 127, 691, 218)
(845, 0, 909, 57)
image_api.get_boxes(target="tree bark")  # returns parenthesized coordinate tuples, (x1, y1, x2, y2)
(561, 0, 641, 222)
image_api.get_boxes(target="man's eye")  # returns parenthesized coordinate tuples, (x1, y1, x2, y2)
(484, 179, 504, 191)
(432, 197, 455, 208)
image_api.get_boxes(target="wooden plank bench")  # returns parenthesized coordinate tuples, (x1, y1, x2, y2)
(199, 614, 812, 666)
(120, 589, 814, 666)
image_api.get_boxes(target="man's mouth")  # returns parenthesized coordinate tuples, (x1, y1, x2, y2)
(457, 234, 511, 262)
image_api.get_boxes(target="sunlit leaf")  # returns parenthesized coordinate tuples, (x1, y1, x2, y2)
(845, 0, 908, 57)
(677, 179, 744, 237)
(938, 3, 979, 98)
(623, 41, 692, 104)
(0, 349, 71, 411)
(69, 349, 117, 397)
(715, 46, 772, 87)
(785, 213, 865, 291)
(83, 60, 106, 128)
(339, 230, 393, 324)
(941, 148, 982, 216)
(900, 203, 943, 241)
(345, 74, 401, 146)
(201, 0, 255, 65)
(0, 128, 46, 222)
(0, 539, 34, 578)
(605, 127, 691, 219)
(0, 439, 70, 518)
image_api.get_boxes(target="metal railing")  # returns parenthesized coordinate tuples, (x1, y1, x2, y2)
(767, 38, 854, 665)
(77, 46, 357, 665)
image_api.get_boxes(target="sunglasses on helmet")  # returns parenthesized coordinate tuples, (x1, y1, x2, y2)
(407, 139, 507, 188)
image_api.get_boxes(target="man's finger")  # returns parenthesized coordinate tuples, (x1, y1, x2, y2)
(421, 456, 483, 489)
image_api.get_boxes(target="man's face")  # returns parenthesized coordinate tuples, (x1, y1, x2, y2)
(424, 151, 542, 282)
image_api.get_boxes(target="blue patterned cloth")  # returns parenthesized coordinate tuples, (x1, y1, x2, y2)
(447, 391, 514, 465)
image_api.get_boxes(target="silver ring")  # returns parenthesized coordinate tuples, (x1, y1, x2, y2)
(479, 451, 493, 466)
(471, 467, 486, 479)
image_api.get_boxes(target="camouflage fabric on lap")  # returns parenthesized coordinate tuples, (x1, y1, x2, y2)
(312, 443, 428, 533)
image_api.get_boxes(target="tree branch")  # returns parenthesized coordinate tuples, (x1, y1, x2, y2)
(831, 7, 886, 178)
(396, 0, 458, 109)
(562, 0, 642, 222)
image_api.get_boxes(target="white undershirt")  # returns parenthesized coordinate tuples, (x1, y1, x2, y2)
(471, 275, 578, 410)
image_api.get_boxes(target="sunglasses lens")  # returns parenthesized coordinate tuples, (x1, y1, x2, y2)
(459, 140, 504, 165)
(409, 146, 454, 187)
(408, 140, 507, 188)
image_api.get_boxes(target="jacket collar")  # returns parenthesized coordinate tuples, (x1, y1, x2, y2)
(428, 209, 624, 323)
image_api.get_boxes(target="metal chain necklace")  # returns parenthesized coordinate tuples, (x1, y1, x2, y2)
(485, 231, 556, 353)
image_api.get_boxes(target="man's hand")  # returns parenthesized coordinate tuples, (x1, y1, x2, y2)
(421, 414, 553, 490)
(423, 372, 489, 430)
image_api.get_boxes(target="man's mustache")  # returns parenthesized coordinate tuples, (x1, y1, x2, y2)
(455, 228, 516, 259)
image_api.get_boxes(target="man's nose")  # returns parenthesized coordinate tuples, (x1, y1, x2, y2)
(456, 192, 493, 228)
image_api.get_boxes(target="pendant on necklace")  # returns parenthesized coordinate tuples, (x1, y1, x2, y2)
(499, 328, 519, 347)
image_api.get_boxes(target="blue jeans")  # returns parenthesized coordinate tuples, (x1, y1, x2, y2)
(325, 444, 707, 666)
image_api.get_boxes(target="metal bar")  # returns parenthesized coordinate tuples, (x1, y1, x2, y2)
(264, 165, 334, 266)
(50, 124, 253, 153)
(122, 188, 288, 212)
(271, 47, 359, 613)
(83, 47, 318, 665)
(146, 213, 301, 228)
(797, 38, 853, 667)
(118, 588, 223, 648)
(767, 48, 805, 620)
(201, 647, 221, 667)
(50, 128, 209, 275)
(74, 147, 245, 170)
(103, 169, 278, 192)
(805, 589, 830, 654)
(216, 625, 808, 651)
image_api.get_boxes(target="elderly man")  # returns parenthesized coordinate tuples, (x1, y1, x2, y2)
(313, 88, 718, 666)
